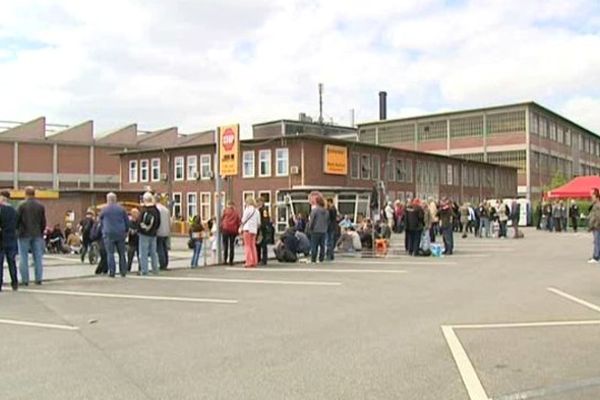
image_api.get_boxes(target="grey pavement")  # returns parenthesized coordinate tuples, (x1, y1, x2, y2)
(2, 228, 600, 399)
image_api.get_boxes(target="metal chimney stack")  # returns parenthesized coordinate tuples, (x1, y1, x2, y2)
(379, 91, 387, 120)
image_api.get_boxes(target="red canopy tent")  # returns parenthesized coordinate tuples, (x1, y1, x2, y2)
(546, 175, 600, 199)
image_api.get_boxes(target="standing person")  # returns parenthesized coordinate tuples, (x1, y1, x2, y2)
(127, 209, 140, 273)
(307, 194, 329, 264)
(189, 215, 205, 268)
(256, 198, 272, 266)
(459, 203, 470, 239)
(510, 200, 521, 238)
(394, 201, 405, 234)
(587, 188, 600, 263)
(138, 192, 161, 275)
(570, 200, 580, 232)
(439, 197, 454, 255)
(240, 197, 260, 268)
(16, 186, 46, 286)
(552, 201, 562, 232)
(99, 192, 129, 278)
(155, 195, 171, 271)
(404, 199, 425, 256)
(0, 191, 19, 291)
(326, 198, 338, 261)
(221, 201, 241, 266)
(478, 203, 491, 238)
(560, 201, 568, 233)
(497, 200, 509, 238)
(79, 210, 95, 263)
(90, 214, 108, 274)
(384, 202, 395, 231)
(429, 197, 439, 242)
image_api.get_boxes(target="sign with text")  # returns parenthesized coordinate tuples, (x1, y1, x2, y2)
(323, 145, 348, 175)
(218, 124, 239, 176)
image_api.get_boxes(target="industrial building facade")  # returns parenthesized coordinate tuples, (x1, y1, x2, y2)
(119, 135, 517, 234)
(356, 102, 600, 200)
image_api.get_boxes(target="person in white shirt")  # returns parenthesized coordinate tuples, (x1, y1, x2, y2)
(240, 197, 261, 268)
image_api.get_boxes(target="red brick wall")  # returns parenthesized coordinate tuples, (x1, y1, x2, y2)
(0, 142, 13, 172)
(95, 147, 121, 175)
(58, 145, 89, 174)
(487, 132, 526, 147)
(417, 139, 446, 152)
(19, 143, 52, 173)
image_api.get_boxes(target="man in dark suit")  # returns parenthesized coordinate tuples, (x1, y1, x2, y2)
(16, 186, 46, 285)
(0, 191, 19, 291)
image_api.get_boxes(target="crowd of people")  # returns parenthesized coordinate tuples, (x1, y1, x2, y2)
(5, 186, 600, 291)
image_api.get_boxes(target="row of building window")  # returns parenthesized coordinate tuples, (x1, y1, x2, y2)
(242, 148, 289, 178)
(360, 110, 528, 144)
(128, 148, 290, 183)
(349, 153, 413, 183)
(530, 112, 574, 146)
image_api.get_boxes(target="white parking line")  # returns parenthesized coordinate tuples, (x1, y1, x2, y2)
(441, 326, 489, 400)
(226, 267, 407, 274)
(451, 319, 600, 329)
(547, 287, 600, 313)
(21, 289, 238, 304)
(129, 275, 342, 286)
(0, 318, 79, 331)
(339, 259, 456, 266)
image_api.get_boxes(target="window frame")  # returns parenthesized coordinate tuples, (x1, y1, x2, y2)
(242, 190, 255, 207)
(372, 154, 381, 181)
(350, 153, 360, 180)
(150, 158, 161, 182)
(186, 155, 198, 181)
(172, 192, 182, 220)
(275, 148, 289, 177)
(140, 159, 149, 183)
(242, 150, 255, 178)
(174, 156, 185, 181)
(200, 192, 211, 221)
(128, 160, 138, 183)
(258, 149, 272, 177)
(360, 154, 371, 180)
(186, 192, 198, 220)
(200, 154, 212, 180)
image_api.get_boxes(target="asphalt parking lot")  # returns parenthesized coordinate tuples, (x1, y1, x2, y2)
(2, 228, 600, 400)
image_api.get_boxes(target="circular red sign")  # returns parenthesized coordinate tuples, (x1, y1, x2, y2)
(222, 128, 235, 151)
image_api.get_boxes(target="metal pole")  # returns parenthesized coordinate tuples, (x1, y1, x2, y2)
(215, 135, 223, 265)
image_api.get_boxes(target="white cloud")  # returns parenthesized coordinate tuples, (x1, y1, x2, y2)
(0, 0, 599, 136)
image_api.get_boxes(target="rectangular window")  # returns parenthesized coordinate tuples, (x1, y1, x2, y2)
(530, 113, 538, 134)
(447, 164, 453, 186)
(200, 192, 211, 221)
(351, 153, 360, 179)
(396, 159, 405, 182)
(172, 193, 182, 219)
(200, 154, 212, 179)
(372, 154, 381, 181)
(151, 158, 160, 182)
(174, 157, 184, 181)
(242, 151, 255, 178)
(539, 117, 548, 138)
(566, 130, 571, 146)
(187, 192, 197, 220)
(360, 154, 371, 180)
(185, 155, 197, 180)
(129, 160, 138, 183)
(405, 159, 413, 183)
(140, 159, 149, 182)
(259, 150, 271, 177)
(275, 148, 289, 176)
(385, 158, 395, 182)
(549, 122, 556, 141)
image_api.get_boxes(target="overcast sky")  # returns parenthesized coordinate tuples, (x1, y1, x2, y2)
(1, 0, 600, 137)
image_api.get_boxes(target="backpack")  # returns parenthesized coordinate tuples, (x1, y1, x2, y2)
(139, 210, 155, 234)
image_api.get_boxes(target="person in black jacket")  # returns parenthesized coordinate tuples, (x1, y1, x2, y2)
(326, 198, 338, 261)
(569, 200, 580, 232)
(404, 198, 425, 256)
(79, 210, 95, 263)
(138, 192, 161, 275)
(16, 186, 46, 285)
(256, 197, 272, 266)
(0, 191, 19, 291)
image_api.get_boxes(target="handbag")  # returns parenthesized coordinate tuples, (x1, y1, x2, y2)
(187, 239, 194, 249)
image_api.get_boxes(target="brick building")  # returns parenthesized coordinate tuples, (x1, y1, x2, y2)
(355, 102, 600, 200)
(0, 117, 213, 226)
(119, 134, 517, 234)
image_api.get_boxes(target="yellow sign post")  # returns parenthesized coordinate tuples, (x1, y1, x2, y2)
(323, 145, 348, 175)
(218, 124, 239, 177)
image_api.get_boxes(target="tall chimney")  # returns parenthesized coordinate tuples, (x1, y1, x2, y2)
(379, 91, 387, 120)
